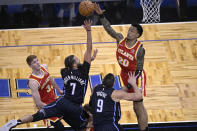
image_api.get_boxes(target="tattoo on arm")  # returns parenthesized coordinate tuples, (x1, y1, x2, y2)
(100, 17, 123, 42)
(136, 47, 145, 71)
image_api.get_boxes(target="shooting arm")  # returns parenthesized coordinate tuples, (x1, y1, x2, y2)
(84, 20, 93, 64)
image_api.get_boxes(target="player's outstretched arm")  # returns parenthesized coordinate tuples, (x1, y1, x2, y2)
(111, 72, 142, 101)
(94, 3, 123, 43)
(29, 80, 46, 109)
(83, 19, 93, 64)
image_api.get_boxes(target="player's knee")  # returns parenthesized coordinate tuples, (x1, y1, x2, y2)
(78, 110, 90, 130)
(32, 109, 45, 122)
(51, 120, 65, 130)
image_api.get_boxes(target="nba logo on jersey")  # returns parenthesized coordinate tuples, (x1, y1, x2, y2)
(130, 49, 135, 54)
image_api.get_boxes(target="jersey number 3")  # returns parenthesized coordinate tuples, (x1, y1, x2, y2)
(96, 99, 103, 112)
(118, 56, 129, 67)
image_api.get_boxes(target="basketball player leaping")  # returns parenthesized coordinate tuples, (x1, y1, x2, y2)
(94, 3, 148, 131)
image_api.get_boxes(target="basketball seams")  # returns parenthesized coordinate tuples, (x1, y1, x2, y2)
(79, 1, 94, 16)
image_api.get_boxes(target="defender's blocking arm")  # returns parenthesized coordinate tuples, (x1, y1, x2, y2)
(94, 3, 123, 43)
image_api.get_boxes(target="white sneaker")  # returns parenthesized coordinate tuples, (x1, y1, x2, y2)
(0, 120, 18, 131)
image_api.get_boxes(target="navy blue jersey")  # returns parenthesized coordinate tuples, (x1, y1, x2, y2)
(90, 84, 121, 126)
(61, 61, 90, 104)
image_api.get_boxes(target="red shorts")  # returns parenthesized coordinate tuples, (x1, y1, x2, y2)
(120, 69, 146, 96)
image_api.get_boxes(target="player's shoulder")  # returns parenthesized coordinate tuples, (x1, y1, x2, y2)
(28, 79, 39, 89)
(41, 64, 48, 71)
(117, 37, 126, 45)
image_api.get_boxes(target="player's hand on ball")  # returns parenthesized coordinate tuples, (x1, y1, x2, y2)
(94, 3, 105, 15)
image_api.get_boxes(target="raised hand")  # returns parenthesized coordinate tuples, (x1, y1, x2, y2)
(128, 72, 137, 87)
(94, 3, 105, 15)
(83, 19, 92, 32)
(91, 49, 98, 61)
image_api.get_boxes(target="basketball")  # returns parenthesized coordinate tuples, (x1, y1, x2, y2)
(78, 0, 94, 16)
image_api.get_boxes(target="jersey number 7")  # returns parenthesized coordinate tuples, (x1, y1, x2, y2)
(70, 83, 76, 95)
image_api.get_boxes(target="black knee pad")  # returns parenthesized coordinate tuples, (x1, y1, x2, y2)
(50, 120, 65, 130)
(32, 109, 45, 122)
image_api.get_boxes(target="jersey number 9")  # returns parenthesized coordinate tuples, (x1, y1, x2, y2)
(96, 99, 103, 112)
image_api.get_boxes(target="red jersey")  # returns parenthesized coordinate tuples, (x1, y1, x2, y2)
(116, 38, 146, 96)
(116, 38, 142, 72)
(29, 65, 56, 104)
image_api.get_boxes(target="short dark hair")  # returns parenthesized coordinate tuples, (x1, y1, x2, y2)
(26, 55, 37, 66)
(102, 73, 115, 88)
(64, 55, 75, 68)
(132, 24, 143, 38)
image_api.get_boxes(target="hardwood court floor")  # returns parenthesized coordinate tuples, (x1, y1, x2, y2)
(0, 22, 197, 128)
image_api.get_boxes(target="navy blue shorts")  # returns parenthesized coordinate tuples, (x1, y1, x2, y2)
(42, 97, 88, 130)
(94, 123, 124, 131)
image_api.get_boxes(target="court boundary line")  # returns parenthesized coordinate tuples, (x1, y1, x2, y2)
(0, 37, 197, 48)
(12, 122, 197, 130)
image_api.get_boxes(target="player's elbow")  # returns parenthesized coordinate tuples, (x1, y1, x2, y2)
(135, 93, 143, 101)
(129, 93, 142, 101)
